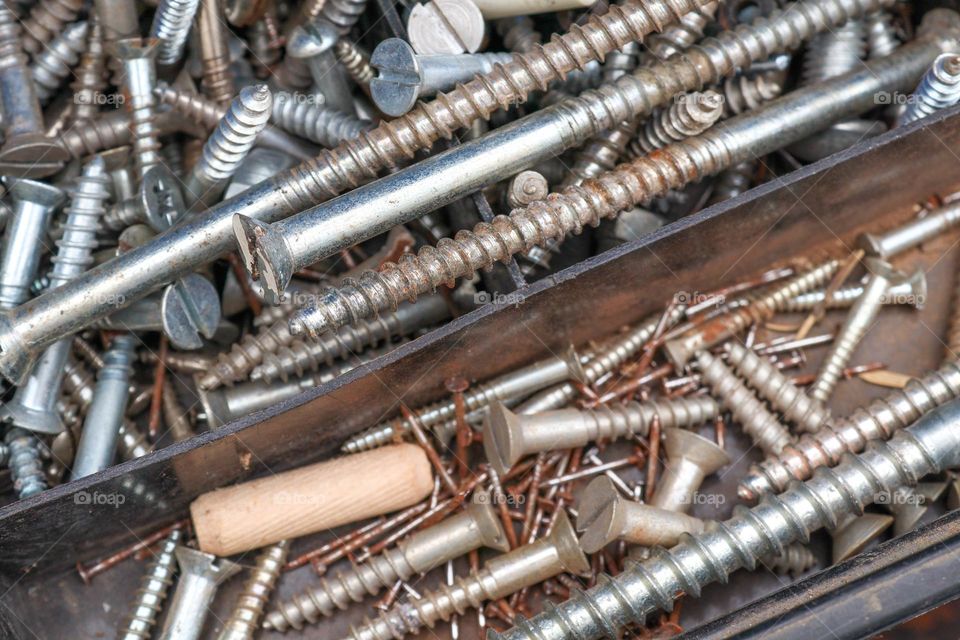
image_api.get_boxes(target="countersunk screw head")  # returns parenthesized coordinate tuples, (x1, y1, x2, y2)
(0, 133, 70, 178)
(467, 489, 511, 552)
(161, 274, 221, 350)
(371, 38, 424, 118)
(546, 510, 591, 576)
(483, 402, 524, 476)
(234, 214, 294, 305)
(140, 165, 186, 232)
(407, 0, 485, 55)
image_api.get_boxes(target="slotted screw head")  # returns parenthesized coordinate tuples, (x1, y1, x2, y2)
(408, 0, 485, 55)
(161, 274, 221, 350)
(370, 38, 425, 117)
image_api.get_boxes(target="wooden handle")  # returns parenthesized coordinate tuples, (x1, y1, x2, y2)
(191, 444, 434, 556)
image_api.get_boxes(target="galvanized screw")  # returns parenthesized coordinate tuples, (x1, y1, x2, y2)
(5, 427, 47, 498)
(217, 540, 290, 640)
(196, 0, 235, 105)
(157, 546, 241, 640)
(900, 52, 960, 124)
(264, 492, 509, 631)
(407, 0, 485, 56)
(858, 201, 960, 259)
(271, 91, 372, 148)
(0, 179, 65, 309)
(113, 38, 164, 181)
(286, 19, 355, 116)
(29, 20, 88, 104)
(483, 396, 719, 475)
(652, 427, 730, 513)
(634, 91, 725, 154)
(160, 273, 221, 350)
(721, 72, 784, 116)
(150, 0, 201, 66)
(118, 529, 184, 640)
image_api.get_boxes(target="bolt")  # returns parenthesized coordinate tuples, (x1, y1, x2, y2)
(651, 427, 730, 513)
(830, 511, 893, 563)
(286, 19, 356, 116)
(577, 476, 706, 551)
(370, 38, 513, 117)
(29, 20, 88, 104)
(859, 201, 960, 259)
(900, 52, 960, 124)
(779, 272, 927, 312)
(738, 360, 960, 499)
(265, 492, 509, 631)
(185, 84, 273, 208)
(407, 0, 485, 55)
(118, 529, 184, 640)
(113, 38, 164, 181)
(493, 396, 960, 640)
(0, 179, 65, 309)
(634, 91, 725, 154)
(342, 347, 585, 454)
(150, 0, 201, 67)
(724, 342, 830, 434)
(335, 38, 375, 86)
(345, 510, 587, 640)
(483, 396, 718, 476)
(809, 258, 908, 404)
(271, 92, 372, 148)
(157, 547, 241, 640)
(506, 171, 549, 210)
(71, 334, 138, 479)
(160, 274, 221, 350)
(217, 541, 290, 640)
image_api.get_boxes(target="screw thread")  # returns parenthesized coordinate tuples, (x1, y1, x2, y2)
(248, 17, 282, 75)
(197, 0, 234, 104)
(20, 0, 84, 56)
(634, 90, 724, 154)
(70, 19, 105, 123)
(150, 0, 201, 66)
(200, 317, 293, 389)
(0, 2, 25, 63)
(155, 83, 224, 127)
(29, 20, 87, 103)
(582, 396, 720, 441)
(603, 41, 641, 83)
(58, 110, 132, 159)
(866, 10, 899, 58)
(494, 412, 956, 640)
(121, 48, 163, 178)
(564, 119, 639, 188)
(496, 16, 542, 54)
(318, 0, 366, 34)
(802, 20, 867, 84)
(725, 342, 830, 433)
(188, 84, 272, 192)
(49, 157, 110, 288)
(642, 0, 719, 63)
(763, 543, 817, 575)
(901, 52, 960, 124)
(739, 361, 960, 499)
(781, 284, 865, 312)
(5, 427, 47, 498)
(217, 541, 289, 640)
(721, 72, 784, 116)
(276, 0, 711, 211)
(252, 314, 399, 384)
(267, 544, 417, 631)
(118, 529, 183, 640)
(334, 39, 374, 86)
(697, 351, 794, 456)
(271, 92, 372, 148)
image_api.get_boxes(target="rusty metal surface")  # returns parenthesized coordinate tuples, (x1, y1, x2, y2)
(1, 109, 960, 638)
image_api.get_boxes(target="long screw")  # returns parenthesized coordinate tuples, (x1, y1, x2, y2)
(779, 274, 926, 312)
(492, 397, 960, 640)
(859, 200, 960, 259)
(265, 495, 508, 631)
(724, 342, 829, 433)
(0, 179, 65, 309)
(483, 396, 718, 475)
(216, 541, 290, 640)
(641, 0, 719, 63)
(196, 0, 234, 105)
(150, 0, 201, 66)
(739, 360, 960, 499)
(0, 0, 894, 386)
(721, 72, 784, 116)
(118, 529, 184, 640)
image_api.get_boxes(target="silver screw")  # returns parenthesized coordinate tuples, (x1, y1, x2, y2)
(808, 258, 907, 404)
(71, 334, 138, 479)
(641, 0, 720, 63)
(492, 397, 960, 640)
(216, 540, 290, 640)
(286, 19, 356, 116)
(0, 179, 65, 309)
(738, 360, 960, 499)
(345, 511, 588, 640)
(506, 171, 549, 210)
(724, 342, 830, 434)
(29, 20, 88, 103)
(483, 396, 719, 475)
(160, 274, 221, 350)
(634, 91, 725, 154)
(5, 427, 47, 498)
(264, 492, 509, 631)
(157, 547, 241, 640)
(858, 200, 960, 259)
(112, 37, 167, 180)
(150, 0, 201, 66)
(195, 0, 234, 105)
(271, 91, 372, 148)
(900, 52, 960, 124)
(866, 10, 901, 58)
(652, 427, 730, 513)
(721, 71, 785, 116)
(370, 38, 513, 117)
(407, 0, 485, 56)
(118, 529, 184, 640)
(780, 272, 926, 312)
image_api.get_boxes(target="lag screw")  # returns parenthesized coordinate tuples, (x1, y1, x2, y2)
(217, 541, 290, 640)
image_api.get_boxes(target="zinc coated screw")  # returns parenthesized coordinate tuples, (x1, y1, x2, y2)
(0, 179, 65, 309)
(157, 547, 241, 640)
(344, 511, 588, 640)
(217, 541, 290, 640)
(117, 529, 184, 640)
(286, 20, 356, 116)
(196, 0, 235, 105)
(483, 396, 719, 475)
(651, 427, 730, 513)
(264, 493, 509, 631)
(29, 20, 88, 103)
(407, 0, 485, 56)
(68, 19, 107, 125)
(808, 258, 907, 404)
(900, 52, 960, 124)
(5, 427, 47, 498)
(271, 92, 372, 148)
(491, 397, 960, 640)
(641, 0, 719, 63)
(724, 342, 830, 434)
(113, 38, 164, 181)
(738, 360, 960, 499)
(150, 0, 202, 66)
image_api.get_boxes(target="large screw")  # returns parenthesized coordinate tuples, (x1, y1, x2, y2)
(342, 347, 585, 454)
(724, 342, 829, 434)
(696, 350, 795, 455)
(651, 427, 730, 513)
(271, 91, 372, 148)
(407, 0, 485, 56)
(0, 0, 891, 386)
(150, 0, 201, 67)
(808, 258, 908, 403)
(71, 334, 138, 479)
(264, 492, 509, 631)
(899, 52, 960, 124)
(113, 38, 164, 181)
(20, 0, 83, 56)
(345, 511, 588, 640)
(157, 547, 241, 640)
(859, 201, 960, 259)
(483, 396, 719, 475)
(0, 179, 65, 309)
(370, 38, 513, 117)
(738, 360, 960, 499)
(184, 84, 273, 208)
(633, 91, 725, 154)
(29, 20, 87, 103)
(492, 397, 960, 640)
(216, 540, 290, 640)
(118, 529, 184, 640)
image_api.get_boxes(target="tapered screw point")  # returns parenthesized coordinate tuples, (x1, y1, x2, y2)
(483, 402, 524, 476)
